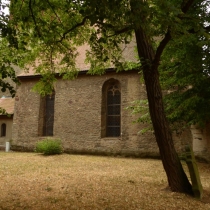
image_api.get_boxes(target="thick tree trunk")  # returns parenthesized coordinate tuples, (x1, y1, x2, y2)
(134, 28, 193, 194)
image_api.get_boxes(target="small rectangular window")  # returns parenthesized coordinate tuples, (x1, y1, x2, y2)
(1, 123, 6, 137)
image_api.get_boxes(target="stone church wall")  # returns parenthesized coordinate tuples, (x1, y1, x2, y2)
(191, 123, 210, 161)
(12, 71, 192, 157)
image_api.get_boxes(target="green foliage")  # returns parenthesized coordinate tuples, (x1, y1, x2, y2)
(10, 0, 90, 83)
(7, 0, 210, 129)
(6, 0, 210, 130)
(0, 0, 22, 97)
(159, 3, 210, 129)
(35, 139, 63, 155)
(126, 99, 153, 133)
(32, 73, 56, 96)
(129, 1, 210, 131)
(0, 107, 7, 115)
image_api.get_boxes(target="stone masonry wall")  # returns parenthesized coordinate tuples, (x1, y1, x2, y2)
(192, 123, 210, 161)
(12, 71, 192, 157)
(12, 79, 41, 150)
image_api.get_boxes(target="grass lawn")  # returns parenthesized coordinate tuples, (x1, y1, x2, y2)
(0, 152, 209, 210)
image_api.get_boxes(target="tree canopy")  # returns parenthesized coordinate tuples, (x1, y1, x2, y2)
(160, 3, 210, 129)
(127, 1, 210, 131)
(0, 0, 19, 97)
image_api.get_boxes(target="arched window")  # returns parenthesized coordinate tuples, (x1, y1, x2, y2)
(1, 123, 6, 137)
(39, 91, 55, 136)
(44, 92, 55, 136)
(101, 79, 121, 137)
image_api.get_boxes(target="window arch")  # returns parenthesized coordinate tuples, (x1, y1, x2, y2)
(101, 79, 121, 137)
(38, 91, 55, 136)
(44, 92, 55, 136)
(1, 123, 6, 137)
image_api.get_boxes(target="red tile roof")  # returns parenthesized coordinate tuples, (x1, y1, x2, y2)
(0, 97, 15, 114)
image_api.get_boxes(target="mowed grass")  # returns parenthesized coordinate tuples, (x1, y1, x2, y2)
(0, 152, 210, 210)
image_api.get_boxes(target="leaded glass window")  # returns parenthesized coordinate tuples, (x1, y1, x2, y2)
(106, 84, 121, 137)
(43, 92, 55, 136)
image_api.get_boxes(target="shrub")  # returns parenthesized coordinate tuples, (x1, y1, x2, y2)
(35, 139, 63, 155)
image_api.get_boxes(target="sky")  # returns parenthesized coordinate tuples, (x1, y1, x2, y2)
(1, 0, 9, 15)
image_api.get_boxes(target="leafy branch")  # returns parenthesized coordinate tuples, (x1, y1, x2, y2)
(28, 0, 41, 37)
(56, 16, 89, 43)
(153, 0, 196, 69)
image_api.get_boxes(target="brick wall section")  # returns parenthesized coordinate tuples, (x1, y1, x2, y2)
(12, 71, 191, 156)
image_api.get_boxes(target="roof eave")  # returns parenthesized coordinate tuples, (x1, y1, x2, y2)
(17, 68, 139, 80)
(18, 68, 116, 79)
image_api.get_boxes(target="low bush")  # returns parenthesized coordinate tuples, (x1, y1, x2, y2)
(35, 139, 63, 155)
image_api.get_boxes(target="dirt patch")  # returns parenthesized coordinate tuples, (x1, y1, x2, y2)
(0, 152, 209, 210)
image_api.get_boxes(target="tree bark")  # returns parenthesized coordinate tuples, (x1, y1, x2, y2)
(134, 27, 193, 194)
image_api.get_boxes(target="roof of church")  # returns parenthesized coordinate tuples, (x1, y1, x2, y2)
(0, 97, 15, 115)
(18, 39, 137, 77)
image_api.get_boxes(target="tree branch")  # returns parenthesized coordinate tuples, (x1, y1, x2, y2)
(153, 29, 171, 68)
(56, 16, 89, 43)
(95, 21, 133, 37)
(153, 0, 195, 68)
(107, 26, 133, 37)
(45, 0, 64, 26)
(29, 0, 41, 37)
(181, 0, 195, 13)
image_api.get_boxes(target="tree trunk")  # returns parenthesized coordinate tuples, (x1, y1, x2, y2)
(134, 28, 193, 194)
